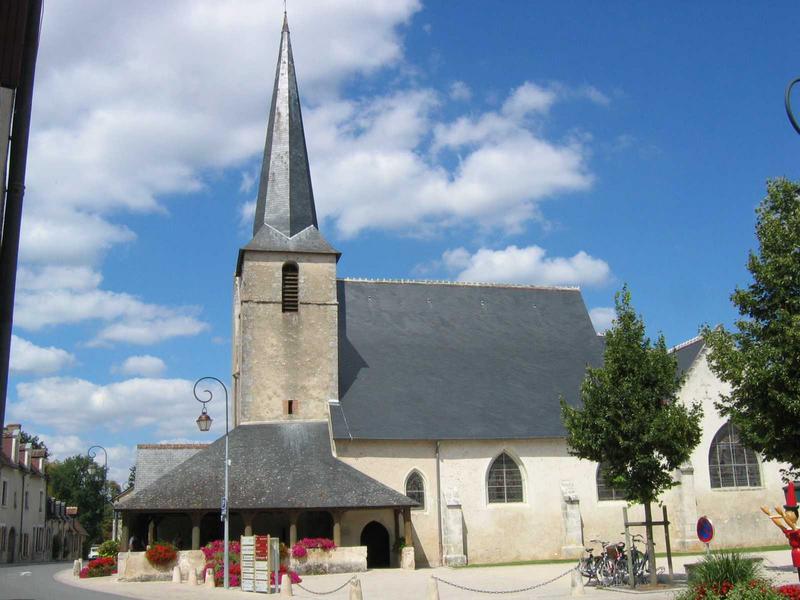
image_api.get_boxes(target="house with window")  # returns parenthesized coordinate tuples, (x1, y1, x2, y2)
(115, 13, 791, 568)
(0, 424, 48, 563)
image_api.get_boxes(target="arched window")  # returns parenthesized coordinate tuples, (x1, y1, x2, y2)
(596, 464, 627, 501)
(405, 471, 425, 510)
(282, 263, 299, 312)
(709, 422, 761, 488)
(487, 452, 523, 503)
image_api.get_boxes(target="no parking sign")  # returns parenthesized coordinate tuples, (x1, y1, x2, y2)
(697, 516, 714, 545)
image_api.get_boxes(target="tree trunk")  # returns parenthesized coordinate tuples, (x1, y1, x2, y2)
(644, 502, 657, 585)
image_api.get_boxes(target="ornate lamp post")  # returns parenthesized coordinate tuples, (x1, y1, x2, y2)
(786, 77, 800, 135)
(88, 445, 120, 543)
(87, 445, 108, 499)
(193, 377, 230, 589)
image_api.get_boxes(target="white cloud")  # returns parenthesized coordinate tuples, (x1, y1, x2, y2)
(501, 82, 558, 118)
(589, 307, 616, 333)
(580, 85, 611, 106)
(443, 245, 612, 287)
(11, 377, 202, 438)
(93, 316, 207, 347)
(17, 265, 103, 291)
(448, 81, 472, 101)
(19, 210, 135, 266)
(117, 355, 166, 377)
(9, 335, 76, 375)
(307, 85, 593, 237)
(15, 286, 208, 345)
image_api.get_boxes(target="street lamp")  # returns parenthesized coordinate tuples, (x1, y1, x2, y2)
(88, 445, 118, 543)
(787, 77, 800, 135)
(87, 445, 108, 500)
(193, 376, 230, 589)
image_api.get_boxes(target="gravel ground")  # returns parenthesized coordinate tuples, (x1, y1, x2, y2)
(54, 549, 799, 600)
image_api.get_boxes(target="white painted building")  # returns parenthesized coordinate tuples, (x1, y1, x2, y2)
(1, 424, 48, 563)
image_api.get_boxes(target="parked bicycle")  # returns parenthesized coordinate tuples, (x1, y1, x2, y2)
(577, 540, 603, 583)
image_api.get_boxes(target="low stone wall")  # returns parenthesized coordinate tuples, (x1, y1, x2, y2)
(118, 550, 206, 582)
(290, 546, 367, 575)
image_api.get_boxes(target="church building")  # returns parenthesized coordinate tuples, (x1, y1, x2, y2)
(116, 15, 791, 568)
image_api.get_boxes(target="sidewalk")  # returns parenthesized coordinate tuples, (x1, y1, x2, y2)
(55, 550, 799, 600)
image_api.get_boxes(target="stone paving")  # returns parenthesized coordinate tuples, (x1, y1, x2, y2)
(55, 550, 799, 600)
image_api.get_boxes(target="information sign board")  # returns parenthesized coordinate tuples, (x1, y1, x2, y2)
(240, 536, 255, 592)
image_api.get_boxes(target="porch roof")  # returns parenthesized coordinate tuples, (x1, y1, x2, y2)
(116, 421, 415, 512)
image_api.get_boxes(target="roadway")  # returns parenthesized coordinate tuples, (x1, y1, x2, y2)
(0, 561, 130, 600)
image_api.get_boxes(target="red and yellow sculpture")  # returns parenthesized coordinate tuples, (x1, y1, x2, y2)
(761, 481, 800, 579)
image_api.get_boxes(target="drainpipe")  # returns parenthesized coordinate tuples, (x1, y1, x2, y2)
(19, 471, 26, 558)
(435, 441, 443, 565)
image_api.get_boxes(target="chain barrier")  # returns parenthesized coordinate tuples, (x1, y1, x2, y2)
(432, 565, 576, 595)
(296, 575, 358, 595)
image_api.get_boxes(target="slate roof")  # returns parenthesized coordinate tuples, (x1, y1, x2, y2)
(247, 14, 336, 256)
(133, 443, 208, 492)
(116, 422, 415, 511)
(330, 279, 605, 440)
(671, 336, 705, 376)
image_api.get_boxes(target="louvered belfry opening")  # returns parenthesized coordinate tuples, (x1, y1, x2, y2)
(282, 263, 299, 312)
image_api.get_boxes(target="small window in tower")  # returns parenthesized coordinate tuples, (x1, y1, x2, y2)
(287, 400, 294, 415)
(282, 263, 299, 312)
(284, 400, 298, 415)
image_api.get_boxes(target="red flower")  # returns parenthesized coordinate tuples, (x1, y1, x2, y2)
(145, 542, 177, 566)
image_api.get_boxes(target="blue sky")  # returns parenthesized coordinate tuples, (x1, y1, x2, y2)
(7, 1, 799, 482)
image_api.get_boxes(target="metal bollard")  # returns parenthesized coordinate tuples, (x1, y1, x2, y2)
(187, 567, 198, 586)
(172, 565, 181, 583)
(349, 577, 363, 600)
(280, 572, 293, 596)
(571, 569, 585, 596)
(205, 568, 216, 587)
(427, 576, 440, 600)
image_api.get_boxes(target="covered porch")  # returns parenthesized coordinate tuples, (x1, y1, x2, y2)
(116, 422, 417, 568)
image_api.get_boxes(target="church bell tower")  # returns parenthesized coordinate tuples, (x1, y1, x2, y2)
(232, 14, 339, 425)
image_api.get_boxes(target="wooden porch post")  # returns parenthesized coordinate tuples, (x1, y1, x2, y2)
(147, 517, 156, 546)
(242, 511, 255, 537)
(119, 512, 130, 552)
(191, 512, 204, 550)
(403, 507, 413, 547)
(289, 511, 299, 546)
(332, 511, 342, 546)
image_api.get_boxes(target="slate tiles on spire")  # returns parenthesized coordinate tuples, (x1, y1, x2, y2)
(248, 14, 336, 255)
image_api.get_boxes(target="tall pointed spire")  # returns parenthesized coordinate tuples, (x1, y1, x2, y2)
(248, 13, 335, 254)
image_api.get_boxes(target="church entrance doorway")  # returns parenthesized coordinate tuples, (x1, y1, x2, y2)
(360, 521, 390, 568)
(7, 528, 15, 563)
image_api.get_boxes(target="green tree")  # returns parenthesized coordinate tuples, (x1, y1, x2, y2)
(127, 464, 136, 490)
(47, 455, 108, 543)
(561, 286, 703, 584)
(19, 430, 48, 454)
(703, 178, 800, 480)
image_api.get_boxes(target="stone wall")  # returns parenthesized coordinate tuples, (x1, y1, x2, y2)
(118, 550, 205, 582)
(290, 546, 367, 574)
(235, 251, 338, 424)
(335, 440, 440, 567)
(334, 384, 789, 566)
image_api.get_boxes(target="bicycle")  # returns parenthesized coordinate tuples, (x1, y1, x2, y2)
(577, 541, 603, 584)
